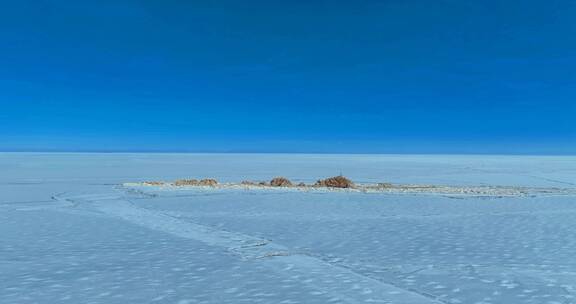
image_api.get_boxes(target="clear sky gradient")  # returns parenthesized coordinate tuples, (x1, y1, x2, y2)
(1, 0, 575, 154)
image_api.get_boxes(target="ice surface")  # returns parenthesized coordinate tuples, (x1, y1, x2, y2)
(1, 153, 575, 303)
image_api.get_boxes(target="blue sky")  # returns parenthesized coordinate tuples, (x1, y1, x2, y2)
(1, 0, 575, 154)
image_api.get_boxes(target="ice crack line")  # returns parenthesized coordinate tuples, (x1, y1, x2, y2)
(523, 175, 576, 187)
(56, 191, 443, 304)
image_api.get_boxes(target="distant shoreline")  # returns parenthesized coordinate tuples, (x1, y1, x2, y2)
(1, 151, 575, 157)
(124, 181, 576, 198)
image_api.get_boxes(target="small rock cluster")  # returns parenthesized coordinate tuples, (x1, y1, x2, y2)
(143, 181, 165, 186)
(174, 178, 219, 186)
(314, 175, 355, 188)
(168, 176, 357, 189)
(199, 178, 218, 186)
(174, 179, 199, 186)
(270, 177, 293, 187)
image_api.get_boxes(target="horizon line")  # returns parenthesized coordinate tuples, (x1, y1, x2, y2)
(0, 150, 575, 157)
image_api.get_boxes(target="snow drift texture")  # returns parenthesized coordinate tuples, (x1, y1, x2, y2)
(1, 153, 576, 304)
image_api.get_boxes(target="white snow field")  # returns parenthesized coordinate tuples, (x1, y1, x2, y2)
(1, 153, 576, 304)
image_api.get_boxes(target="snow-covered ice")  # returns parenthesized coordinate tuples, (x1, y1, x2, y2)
(1, 153, 576, 303)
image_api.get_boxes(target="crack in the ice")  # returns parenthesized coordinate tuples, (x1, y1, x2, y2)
(238, 241, 270, 248)
(0, 200, 55, 205)
(53, 189, 445, 303)
(523, 175, 576, 187)
(310, 255, 451, 304)
(254, 251, 293, 259)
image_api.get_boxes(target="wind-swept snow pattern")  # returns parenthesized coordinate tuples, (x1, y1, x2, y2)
(1, 153, 576, 303)
(55, 192, 442, 304)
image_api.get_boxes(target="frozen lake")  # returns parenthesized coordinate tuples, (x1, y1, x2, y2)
(1, 153, 576, 304)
